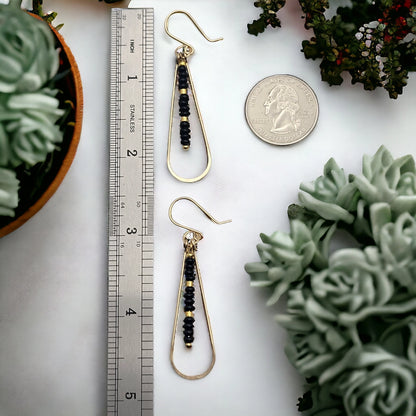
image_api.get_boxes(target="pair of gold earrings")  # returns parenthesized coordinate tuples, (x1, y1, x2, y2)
(165, 10, 229, 381)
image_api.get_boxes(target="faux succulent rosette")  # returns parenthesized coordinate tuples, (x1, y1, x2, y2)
(0, 0, 71, 225)
(245, 146, 416, 415)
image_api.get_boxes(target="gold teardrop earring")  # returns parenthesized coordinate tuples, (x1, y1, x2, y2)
(168, 197, 231, 379)
(165, 11, 223, 183)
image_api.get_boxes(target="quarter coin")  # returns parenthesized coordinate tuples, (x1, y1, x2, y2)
(245, 74, 319, 145)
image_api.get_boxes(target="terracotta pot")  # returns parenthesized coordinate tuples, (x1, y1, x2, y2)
(0, 21, 83, 238)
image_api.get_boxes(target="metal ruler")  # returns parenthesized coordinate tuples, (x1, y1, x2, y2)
(107, 8, 154, 416)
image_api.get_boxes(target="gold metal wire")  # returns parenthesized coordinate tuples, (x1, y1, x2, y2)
(168, 197, 231, 380)
(164, 10, 223, 58)
(168, 196, 231, 236)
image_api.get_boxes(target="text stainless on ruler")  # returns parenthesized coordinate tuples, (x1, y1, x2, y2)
(107, 8, 154, 416)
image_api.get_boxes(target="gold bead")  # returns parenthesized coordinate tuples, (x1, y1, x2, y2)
(178, 60, 187, 66)
(180, 116, 189, 122)
(179, 88, 187, 95)
(182, 145, 190, 150)
(185, 343, 192, 348)
(185, 311, 194, 318)
(186, 281, 193, 287)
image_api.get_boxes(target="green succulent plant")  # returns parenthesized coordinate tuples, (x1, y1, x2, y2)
(245, 146, 416, 415)
(0, 0, 63, 218)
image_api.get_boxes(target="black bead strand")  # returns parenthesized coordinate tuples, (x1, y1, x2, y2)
(177, 62, 191, 148)
(183, 255, 195, 347)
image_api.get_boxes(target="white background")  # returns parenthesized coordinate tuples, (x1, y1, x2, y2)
(1, 0, 416, 415)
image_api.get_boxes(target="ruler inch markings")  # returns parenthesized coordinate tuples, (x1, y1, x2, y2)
(107, 8, 154, 416)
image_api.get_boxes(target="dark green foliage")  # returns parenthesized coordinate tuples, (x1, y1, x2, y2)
(248, 0, 286, 36)
(250, 0, 416, 98)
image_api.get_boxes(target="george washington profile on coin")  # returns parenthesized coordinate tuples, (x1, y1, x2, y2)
(245, 75, 319, 145)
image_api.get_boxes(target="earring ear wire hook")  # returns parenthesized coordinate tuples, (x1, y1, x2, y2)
(164, 10, 223, 57)
(168, 196, 232, 237)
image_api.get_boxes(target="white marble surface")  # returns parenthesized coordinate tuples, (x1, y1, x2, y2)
(0, 0, 415, 415)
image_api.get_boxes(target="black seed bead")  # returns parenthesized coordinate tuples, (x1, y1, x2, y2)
(184, 316, 195, 324)
(180, 127, 191, 134)
(183, 328, 194, 335)
(184, 268, 194, 276)
(185, 286, 195, 293)
(180, 121, 190, 128)
(178, 79, 188, 86)
(184, 305, 195, 312)
(184, 335, 194, 343)
(179, 108, 190, 117)
(184, 301, 195, 308)
(183, 323, 194, 330)
(179, 93, 189, 101)
(178, 65, 187, 73)
(184, 295, 194, 302)
(180, 134, 191, 142)
(185, 259, 194, 272)
(181, 139, 190, 147)
(185, 257, 195, 265)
